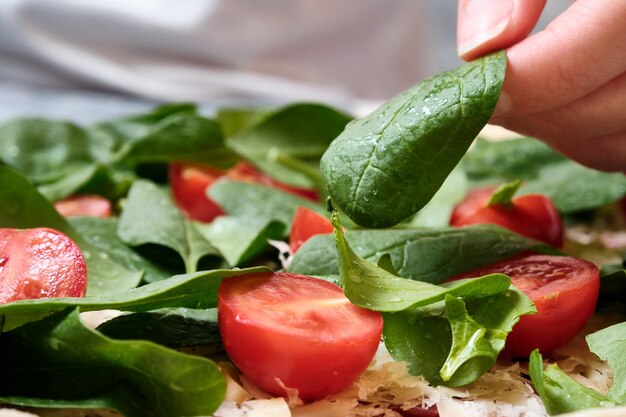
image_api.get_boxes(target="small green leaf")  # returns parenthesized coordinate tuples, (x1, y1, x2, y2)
(529, 350, 615, 415)
(487, 180, 521, 207)
(321, 51, 506, 228)
(117, 180, 221, 273)
(587, 322, 626, 404)
(0, 308, 226, 417)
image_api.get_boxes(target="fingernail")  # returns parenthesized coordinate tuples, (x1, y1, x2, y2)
(492, 91, 511, 117)
(458, 0, 513, 58)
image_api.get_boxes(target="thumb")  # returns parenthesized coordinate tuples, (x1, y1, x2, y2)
(457, 0, 546, 61)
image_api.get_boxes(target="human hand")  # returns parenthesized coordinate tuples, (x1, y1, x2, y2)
(457, 0, 626, 172)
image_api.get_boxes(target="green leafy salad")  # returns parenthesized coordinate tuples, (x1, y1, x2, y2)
(0, 51, 626, 417)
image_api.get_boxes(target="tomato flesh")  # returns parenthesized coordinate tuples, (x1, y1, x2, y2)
(450, 187, 564, 247)
(289, 206, 334, 253)
(452, 254, 599, 357)
(218, 272, 383, 401)
(54, 195, 112, 218)
(169, 162, 318, 223)
(0, 228, 87, 303)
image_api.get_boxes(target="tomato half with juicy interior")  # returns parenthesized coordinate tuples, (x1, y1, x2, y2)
(218, 272, 383, 401)
(289, 206, 334, 253)
(54, 195, 112, 218)
(0, 228, 87, 303)
(450, 186, 564, 248)
(452, 254, 600, 358)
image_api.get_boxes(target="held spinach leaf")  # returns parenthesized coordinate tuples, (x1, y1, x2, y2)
(288, 224, 539, 284)
(0, 266, 269, 331)
(117, 180, 221, 273)
(0, 308, 225, 417)
(321, 51, 506, 228)
(529, 350, 615, 415)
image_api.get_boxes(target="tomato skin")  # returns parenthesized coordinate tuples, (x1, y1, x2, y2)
(452, 254, 600, 358)
(450, 187, 564, 248)
(289, 207, 334, 253)
(0, 228, 87, 304)
(169, 162, 318, 223)
(54, 195, 112, 218)
(218, 272, 383, 401)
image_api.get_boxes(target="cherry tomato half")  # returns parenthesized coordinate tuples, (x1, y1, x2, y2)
(450, 186, 564, 247)
(169, 162, 318, 223)
(289, 207, 334, 253)
(452, 254, 600, 357)
(0, 228, 87, 303)
(218, 272, 383, 401)
(54, 195, 112, 218)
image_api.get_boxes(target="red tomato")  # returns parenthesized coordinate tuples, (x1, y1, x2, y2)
(289, 206, 334, 253)
(54, 195, 112, 218)
(169, 161, 318, 223)
(218, 272, 383, 401)
(452, 254, 600, 358)
(169, 162, 226, 222)
(450, 187, 564, 247)
(0, 228, 87, 303)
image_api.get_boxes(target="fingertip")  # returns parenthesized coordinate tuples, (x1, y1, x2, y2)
(458, 0, 546, 61)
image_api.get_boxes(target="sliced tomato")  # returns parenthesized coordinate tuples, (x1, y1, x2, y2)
(0, 228, 87, 303)
(54, 195, 112, 218)
(451, 254, 600, 357)
(289, 206, 333, 253)
(169, 162, 226, 222)
(169, 161, 319, 223)
(450, 186, 564, 247)
(218, 272, 383, 401)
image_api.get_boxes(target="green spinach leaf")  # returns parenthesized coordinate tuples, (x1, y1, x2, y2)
(0, 308, 225, 417)
(227, 103, 351, 188)
(321, 51, 506, 228)
(288, 224, 538, 284)
(97, 307, 221, 349)
(117, 180, 221, 273)
(529, 350, 615, 415)
(0, 266, 268, 331)
(587, 322, 626, 404)
(462, 137, 626, 213)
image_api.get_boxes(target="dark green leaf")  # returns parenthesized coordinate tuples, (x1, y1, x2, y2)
(597, 266, 626, 310)
(0, 118, 93, 183)
(0, 309, 225, 417)
(228, 103, 351, 187)
(117, 180, 221, 273)
(462, 137, 626, 213)
(0, 266, 268, 331)
(529, 350, 615, 415)
(0, 166, 143, 296)
(216, 107, 273, 138)
(321, 51, 506, 228)
(97, 307, 221, 349)
(289, 224, 538, 284)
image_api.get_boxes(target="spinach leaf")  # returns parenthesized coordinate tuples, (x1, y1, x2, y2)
(70, 217, 172, 284)
(227, 103, 351, 188)
(587, 322, 626, 404)
(332, 211, 511, 311)
(529, 350, 615, 415)
(383, 288, 534, 387)
(597, 265, 626, 310)
(195, 217, 285, 267)
(288, 224, 538, 284)
(97, 307, 221, 350)
(0, 166, 143, 296)
(321, 51, 506, 228)
(0, 118, 93, 183)
(0, 266, 268, 331)
(117, 180, 221, 273)
(216, 107, 273, 138)
(462, 137, 626, 213)
(0, 308, 225, 417)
